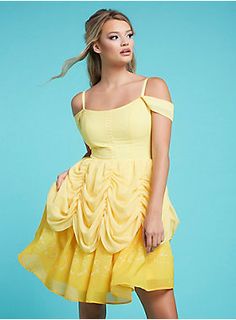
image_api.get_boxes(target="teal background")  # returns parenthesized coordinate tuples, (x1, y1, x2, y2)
(1, 1, 236, 318)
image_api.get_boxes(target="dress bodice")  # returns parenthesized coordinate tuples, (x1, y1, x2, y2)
(73, 78, 174, 159)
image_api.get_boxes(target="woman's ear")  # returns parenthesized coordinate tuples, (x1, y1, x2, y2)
(92, 42, 101, 54)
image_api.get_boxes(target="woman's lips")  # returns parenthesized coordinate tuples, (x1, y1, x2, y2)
(120, 49, 131, 55)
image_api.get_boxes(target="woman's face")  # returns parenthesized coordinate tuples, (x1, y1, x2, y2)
(93, 19, 135, 65)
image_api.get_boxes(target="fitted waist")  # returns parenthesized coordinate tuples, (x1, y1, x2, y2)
(89, 145, 152, 159)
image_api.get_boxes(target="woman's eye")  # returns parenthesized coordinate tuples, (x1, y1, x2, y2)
(109, 33, 134, 40)
(109, 35, 118, 40)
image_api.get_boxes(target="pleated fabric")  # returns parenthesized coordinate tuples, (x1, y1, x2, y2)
(46, 157, 179, 254)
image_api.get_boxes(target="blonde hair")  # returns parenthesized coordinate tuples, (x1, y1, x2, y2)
(42, 9, 136, 87)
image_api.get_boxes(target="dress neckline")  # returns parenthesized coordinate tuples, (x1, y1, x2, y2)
(73, 95, 174, 119)
(73, 97, 143, 119)
(83, 97, 141, 113)
(73, 77, 149, 117)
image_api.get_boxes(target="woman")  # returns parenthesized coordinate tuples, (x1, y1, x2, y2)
(18, 8, 180, 319)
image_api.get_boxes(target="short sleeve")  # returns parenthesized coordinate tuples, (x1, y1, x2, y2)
(141, 95, 174, 121)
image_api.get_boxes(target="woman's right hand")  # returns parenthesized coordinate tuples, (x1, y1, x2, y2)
(56, 168, 70, 191)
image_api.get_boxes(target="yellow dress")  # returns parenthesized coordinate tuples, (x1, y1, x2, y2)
(18, 77, 180, 304)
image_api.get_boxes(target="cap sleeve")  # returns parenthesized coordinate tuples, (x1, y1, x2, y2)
(141, 95, 174, 121)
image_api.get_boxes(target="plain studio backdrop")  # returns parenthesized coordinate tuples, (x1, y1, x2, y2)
(0, 1, 235, 319)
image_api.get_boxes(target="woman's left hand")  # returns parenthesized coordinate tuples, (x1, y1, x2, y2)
(142, 211, 165, 254)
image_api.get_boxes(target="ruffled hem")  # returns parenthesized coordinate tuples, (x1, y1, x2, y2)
(18, 207, 174, 304)
(46, 157, 180, 254)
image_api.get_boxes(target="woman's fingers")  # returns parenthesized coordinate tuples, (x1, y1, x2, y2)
(142, 226, 146, 248)
(56, 170, 69, 191)
(143, 231, 165, 254)
(145, 233, 153, 253)
(151, 234, 159, 249)
(56, 176, 64, 191)
(142, 227, 152, 253)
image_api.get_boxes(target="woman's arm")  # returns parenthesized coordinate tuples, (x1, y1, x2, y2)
(146, 77, 173, 218)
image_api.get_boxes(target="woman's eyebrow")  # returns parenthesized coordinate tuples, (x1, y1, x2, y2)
(107, 29, 132, 35)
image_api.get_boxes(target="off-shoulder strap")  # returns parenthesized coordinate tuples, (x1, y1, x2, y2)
(82, 91, 86, 110)
(141, 95, 174, 121)
(140, 77, 149, 97)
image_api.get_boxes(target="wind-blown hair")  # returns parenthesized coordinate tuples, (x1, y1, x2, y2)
(44, 8, 136, 87)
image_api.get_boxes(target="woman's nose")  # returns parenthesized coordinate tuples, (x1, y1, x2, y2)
(120, 37, 129, 46)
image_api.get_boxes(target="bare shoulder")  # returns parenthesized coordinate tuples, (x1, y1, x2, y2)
(146, 77, 173, 103)
(71, 91, 83, 116)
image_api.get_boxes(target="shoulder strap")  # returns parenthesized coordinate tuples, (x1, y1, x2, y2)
(82, 91, 86, 110)
(140, 77, 149, 97)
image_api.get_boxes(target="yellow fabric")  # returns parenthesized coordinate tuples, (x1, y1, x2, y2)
(18, 78, 180, 304)
(18, 209, 174, 304)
